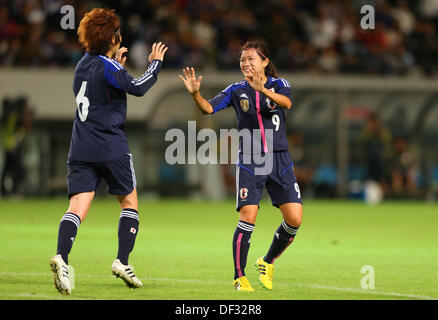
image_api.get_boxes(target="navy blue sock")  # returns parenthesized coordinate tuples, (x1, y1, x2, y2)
(56, 212, 81, 265)
(232, 220, 255, 280)
(265, 221, 299, 264)
(117, 208, 139, 265)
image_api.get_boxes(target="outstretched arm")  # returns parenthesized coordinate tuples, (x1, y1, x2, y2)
(106, 42, 168, 97)
(179, 67, 213, 115)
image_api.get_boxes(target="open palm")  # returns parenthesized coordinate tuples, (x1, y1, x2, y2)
(179, 67, 202, 94)
(148, 42, 168, 62)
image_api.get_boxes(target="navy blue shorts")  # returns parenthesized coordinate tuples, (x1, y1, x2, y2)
(236, 151, 302, 212)
(67, 153, 137, 198)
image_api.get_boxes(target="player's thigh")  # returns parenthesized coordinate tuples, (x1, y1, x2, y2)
(67, 160, 101, 198)
(235, 163, 265, 213)
(117, 187, 138, 211)
(67, 191, 95, 222)
(101, 153, 137, 199)
(266, 160, 303, 227)
(267, 179, 303, 227)
(278, 202, 303, 227)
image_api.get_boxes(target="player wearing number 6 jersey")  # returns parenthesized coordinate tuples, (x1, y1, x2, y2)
(179, 40, 303, 292)
(49, 8, 168, 295)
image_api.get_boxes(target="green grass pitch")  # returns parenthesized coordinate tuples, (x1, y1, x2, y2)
(0, 198, 437, 300)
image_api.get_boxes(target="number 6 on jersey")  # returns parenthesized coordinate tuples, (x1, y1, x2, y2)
(76, 81, 89, 122)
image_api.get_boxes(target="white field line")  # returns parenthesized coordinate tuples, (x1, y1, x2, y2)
(0, 271, 436, 300)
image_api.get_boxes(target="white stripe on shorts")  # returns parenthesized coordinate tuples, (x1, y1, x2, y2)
(128, 153, 137, 190)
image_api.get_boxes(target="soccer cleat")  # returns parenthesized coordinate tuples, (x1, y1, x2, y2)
(49, 254, 72, 295)
(233, 276, 255, 292)
(111, 259, 143, 288)
(255, 256, 274, 290)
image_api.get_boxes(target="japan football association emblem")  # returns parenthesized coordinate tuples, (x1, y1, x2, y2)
(240, 93, 249, 112)
(266, 88, 276, 109)
(240, 187, 248, 200)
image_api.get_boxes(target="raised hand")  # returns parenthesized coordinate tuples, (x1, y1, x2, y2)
(114, 47, 128, 66)
(148, 42, 168, 62)
(179, 67, 203, 95)
(245, 67, 265, 92)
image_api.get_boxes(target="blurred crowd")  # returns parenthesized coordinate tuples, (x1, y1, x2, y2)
(0, 0, 438, 76)
(1, 0, 438, 75)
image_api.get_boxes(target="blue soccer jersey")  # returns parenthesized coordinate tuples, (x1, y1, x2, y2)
(208, 76, 291, 154)
(68, 53, 162, 162)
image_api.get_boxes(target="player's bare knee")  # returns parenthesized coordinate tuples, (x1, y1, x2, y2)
(66, 207, 87, 222)
(117, 189, 138, 210)
(119, 199, 137, 210)
(239, 205, 258, 224)
(67, 192, 94, 222)
(281, 204, 303, 227)
(287, 215, 302, 228)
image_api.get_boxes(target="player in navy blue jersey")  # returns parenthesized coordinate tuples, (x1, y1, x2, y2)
(179, 40, 303, 291)
(49, 8, 168, 295)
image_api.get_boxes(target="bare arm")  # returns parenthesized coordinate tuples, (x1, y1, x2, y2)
(179, 67, 213, 115)
(260, 87, 292, 110)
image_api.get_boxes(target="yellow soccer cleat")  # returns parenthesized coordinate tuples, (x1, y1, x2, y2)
(254, 257, 274, 290)
(233, 276, 255, 292)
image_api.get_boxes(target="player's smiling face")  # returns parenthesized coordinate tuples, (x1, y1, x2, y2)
(239, 48, 266, 78)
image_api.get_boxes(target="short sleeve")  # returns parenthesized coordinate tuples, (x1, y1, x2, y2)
(275, 78, 292, 100)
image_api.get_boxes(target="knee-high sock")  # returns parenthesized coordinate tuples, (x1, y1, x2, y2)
(117, 208, 139, 265)
(56, 212, 81, 265)
(264, 221, 299, 264)
(232, 220, 255, 280)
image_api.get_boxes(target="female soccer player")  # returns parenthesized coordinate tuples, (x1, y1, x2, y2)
(179, 40, 303, 291)
(49, 8, 167, 295)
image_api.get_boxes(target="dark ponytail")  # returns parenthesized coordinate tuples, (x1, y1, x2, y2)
(239, 39, 278, 78)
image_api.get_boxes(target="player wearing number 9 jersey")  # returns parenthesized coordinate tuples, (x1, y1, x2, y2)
(49, 8, 168, 295)
(179, 40, 303, 292)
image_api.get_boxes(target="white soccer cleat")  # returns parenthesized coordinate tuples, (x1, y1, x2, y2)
(49, 254, 72, 295)
(111, 259, 143, 288)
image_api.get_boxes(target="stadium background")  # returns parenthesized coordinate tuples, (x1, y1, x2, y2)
(0, 0, 438, 302)
(1, 0, 438, 202)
